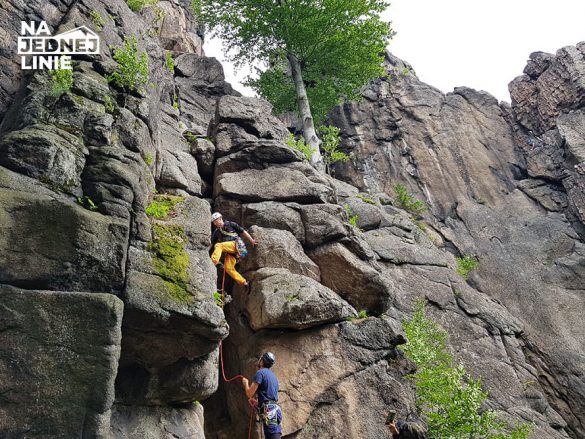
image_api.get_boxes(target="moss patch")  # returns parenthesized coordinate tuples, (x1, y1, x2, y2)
(145, 194, 185, 219)
(148, 223, 192, 302)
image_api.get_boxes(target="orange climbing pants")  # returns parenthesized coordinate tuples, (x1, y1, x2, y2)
(211, 241, 247, 285)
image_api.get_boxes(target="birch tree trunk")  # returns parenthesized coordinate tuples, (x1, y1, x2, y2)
(286, 52, 324, 171)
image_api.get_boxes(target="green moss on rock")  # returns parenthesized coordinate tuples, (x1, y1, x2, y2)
(148, 224, 192, 302)
(145, 194, 185, 219)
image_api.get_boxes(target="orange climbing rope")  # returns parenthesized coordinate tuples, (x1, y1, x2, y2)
(217, 264, 258, 439)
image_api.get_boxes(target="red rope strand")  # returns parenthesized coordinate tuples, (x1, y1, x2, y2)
(217, 263, 257, 438)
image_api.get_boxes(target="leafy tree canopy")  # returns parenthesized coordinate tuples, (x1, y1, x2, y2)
(194, 0, 393, 161)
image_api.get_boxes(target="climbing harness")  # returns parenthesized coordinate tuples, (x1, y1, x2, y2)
(219, 229, 248, 258)
(217, 264, 258, 439)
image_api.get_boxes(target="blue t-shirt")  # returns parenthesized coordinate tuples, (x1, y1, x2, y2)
(254, 368, 281, 434)
(254, 368, 279, 408)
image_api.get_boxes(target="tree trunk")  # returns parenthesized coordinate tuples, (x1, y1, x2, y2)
(286, 52, 324, 171)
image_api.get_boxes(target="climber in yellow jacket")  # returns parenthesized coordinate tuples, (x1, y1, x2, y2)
(210, 212, 257, 286)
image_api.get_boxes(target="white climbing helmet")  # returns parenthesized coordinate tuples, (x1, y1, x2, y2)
(211, 212, 222, 222)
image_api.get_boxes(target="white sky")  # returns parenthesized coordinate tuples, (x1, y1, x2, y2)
(204, 0, 585, 103)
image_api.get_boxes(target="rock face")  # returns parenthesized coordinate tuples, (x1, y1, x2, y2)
(1, 0, 584, 437)
(0, 1, 228, 437)
(0, 286, 123, 438)
(327, 48, 585, 437)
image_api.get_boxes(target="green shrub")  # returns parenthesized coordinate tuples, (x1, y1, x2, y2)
(166, 50, 175, 74)
(343, 204, 359, 228)
(108, 36, 149, 93)
(126, 0, 158, 12)
(145, 194, 185, 219)
(90, 10, 105, 31)
(173, 94, 179, 109)
(400, 300, 531, 439)
(394, 183, 427, 219)
(287, 133, 315, 161)
(213, 291, 223, 307)
(49, 64, 73, 96)
(145, 152, 154, 166)
(456, 255, 479, 279)
(319, 125, 350, 174)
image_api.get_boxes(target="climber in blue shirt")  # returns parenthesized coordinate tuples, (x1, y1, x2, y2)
(242, 352, 283, 439)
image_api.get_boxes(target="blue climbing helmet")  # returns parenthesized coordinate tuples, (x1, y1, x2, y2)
(261, 352, 276, 368)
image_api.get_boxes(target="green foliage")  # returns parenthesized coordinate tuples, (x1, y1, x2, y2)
(173, 94, 179, 109)
(347, 309, 370, 321)
(148, 224, 192, 302)
(400, 300, 531, 439)
(90, 10, 105, 31)
(286, 293, 300, 302)
(183, 131, 197, 143)
(166, 51, 175, 74)
(76, 196, 98, 211)
(154, 5, 166, 24)
(103, 95, 115, 114)
(358, 310, 369, 319)
(145, 194, 185, 219)
(343, 204, 359, 228)
(108, 36, 149, 93)
(357, 194, 376, 205)
(145, 152, 154, 166)
(319, 125, 350, 173)
(213, 291, 223, 307)
(287, 133, 316, 161)
(49, 65, 73, 96)
(394, 184, 427, 219)
(456, 255, 479, 279)
(197, 0, 394, 141)
(126, 0, 158, 12)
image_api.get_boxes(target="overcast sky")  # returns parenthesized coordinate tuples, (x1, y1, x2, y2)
(204, 0, 585, 103)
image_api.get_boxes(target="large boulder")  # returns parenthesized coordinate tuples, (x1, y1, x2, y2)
(246, 268, 357, 330)
(110, 403, 205, 439)
(214, 166, 334, 204)
(0, 286, 123, 439)
(209, 96, 290, 156)
(363, 227, 449, 267)
(242, 201, 305, 244)
(299, 203, 350, 248)
(0, 123, 87, 194)
(0, 188, 129, 293)
(309, 242, 394, 314)
(238, 226, 320, 281)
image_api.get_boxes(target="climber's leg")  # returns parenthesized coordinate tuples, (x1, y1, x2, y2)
(211, 241, 233, 265)
(224, 253, 247, 285)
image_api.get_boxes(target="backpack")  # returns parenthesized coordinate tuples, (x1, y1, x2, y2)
(235, 236, 248, 258)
